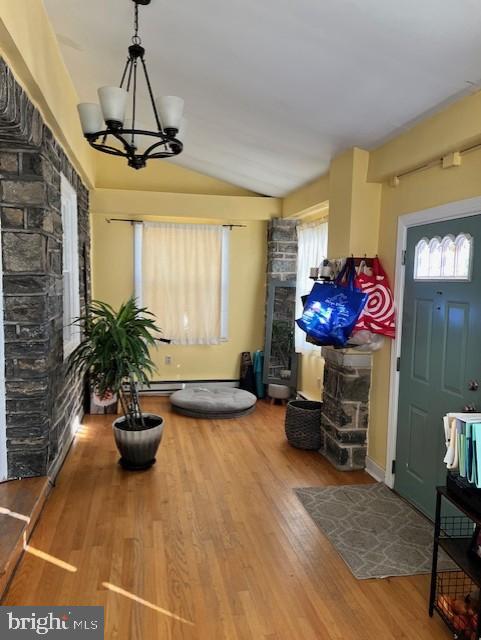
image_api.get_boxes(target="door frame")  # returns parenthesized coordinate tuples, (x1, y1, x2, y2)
(385, 195, 481, 489)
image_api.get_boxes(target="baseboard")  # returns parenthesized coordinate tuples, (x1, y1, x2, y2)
(47, 411, 83, 484)
(365, 456, 386, 483)
(138, 379, 240, 396)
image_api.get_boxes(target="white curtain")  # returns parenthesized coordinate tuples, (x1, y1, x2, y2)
(142, 222, 227, 345)
(295, 221, 328, 351)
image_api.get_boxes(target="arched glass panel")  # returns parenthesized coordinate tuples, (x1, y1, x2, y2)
(428, 237, 442, 277)
(455, 233, 473, 279)
(414, 238, 430, 279)
(441, 235, 456, 277)
(414, 233, 472, 281)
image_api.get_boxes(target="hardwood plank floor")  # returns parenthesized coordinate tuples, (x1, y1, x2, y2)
(2, 398, 449, 639)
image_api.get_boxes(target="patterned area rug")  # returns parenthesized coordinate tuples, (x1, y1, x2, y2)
(295, 483, 455, 580)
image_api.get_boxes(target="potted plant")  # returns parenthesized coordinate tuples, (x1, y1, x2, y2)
(69, 297, 168, 470)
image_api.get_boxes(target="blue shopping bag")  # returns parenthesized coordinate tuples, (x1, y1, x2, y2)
(296, 258, 368, 347)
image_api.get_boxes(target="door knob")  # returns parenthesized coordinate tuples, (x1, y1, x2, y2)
(468, 380, 479, 391)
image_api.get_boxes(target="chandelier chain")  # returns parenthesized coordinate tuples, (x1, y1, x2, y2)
(132, 2, 141, 45)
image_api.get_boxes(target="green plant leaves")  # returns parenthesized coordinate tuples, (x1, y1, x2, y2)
(67, 297, 163, 428)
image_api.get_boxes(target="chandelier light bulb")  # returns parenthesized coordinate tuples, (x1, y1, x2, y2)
(98, 87, 128, 126)
(77, 103, 104, 134)
(155, 96, 185, 132)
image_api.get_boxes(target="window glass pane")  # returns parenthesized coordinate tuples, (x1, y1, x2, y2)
(414, 233, 472, 281)
(415, 239, 429, 278)
(428, 238, 442, 277)
(455, 234, 472, 278)
(441, 236, 456, 277)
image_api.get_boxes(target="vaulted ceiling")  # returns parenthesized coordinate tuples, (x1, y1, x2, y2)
(44, 0, 481, 197)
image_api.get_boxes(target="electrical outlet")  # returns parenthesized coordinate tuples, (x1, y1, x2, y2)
(165, 356, 172, 365)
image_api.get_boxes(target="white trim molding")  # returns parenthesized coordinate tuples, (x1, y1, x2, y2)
(365, 456, 386, 483)
(385, 195, 481, 489)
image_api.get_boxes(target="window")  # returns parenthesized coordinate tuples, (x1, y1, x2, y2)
(414, 233, 473, 281)
(135, 222, 229, 345)
(295, 221, 328, 351)
(61, 175, 80, 358)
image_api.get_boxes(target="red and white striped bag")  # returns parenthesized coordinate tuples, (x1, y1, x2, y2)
(354, 257, 396, 338)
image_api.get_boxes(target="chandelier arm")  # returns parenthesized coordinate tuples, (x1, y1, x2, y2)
(142, 138, 183, 157)
(110, 129, 136, 155)
(140, 57, 163, 133)
(130, 60, 139, 147)
(119, 57, 131, 88)
(148, 150, 180, 159)
(89, 142, 130, 158)
(126, 56, 134, 92)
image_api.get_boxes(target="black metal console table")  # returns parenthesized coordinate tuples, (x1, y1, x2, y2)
(430, 486, 481, 639)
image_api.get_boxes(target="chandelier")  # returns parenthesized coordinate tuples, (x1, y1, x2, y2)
(77, 0, 184, 170)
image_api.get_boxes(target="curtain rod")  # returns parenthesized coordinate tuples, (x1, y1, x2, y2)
(106, 218, 246, 230)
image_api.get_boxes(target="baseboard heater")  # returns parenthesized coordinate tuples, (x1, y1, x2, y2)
(136, 379, 240, 396)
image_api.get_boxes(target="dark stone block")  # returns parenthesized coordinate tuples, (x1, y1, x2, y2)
(6, 378, 48, 398)
(338, 371, 371, 402)
(325, 433, 349, 466)
(13, 356, 49, 378)
(268, 219, 298, 242)
(334, 427, 367, 445)
(3, 231, 47, 272)
(10, 324, 49, 341)
(26, 208, 55, 233)
(7, 448, 48, 478)
(8, 398, 48, 413)
(268, 258, 297, 274)
(2, 179, 45, 205)
(352, 446, 368, 469)
(7, 412, 49, 430)
(4, 296, 47, 323)
(1, 207, 23, 228)
(0, 151, 18, 174)
(20, 152, 42, 177)
(3, 274, 48, 295)
(5, 340, 50, 360)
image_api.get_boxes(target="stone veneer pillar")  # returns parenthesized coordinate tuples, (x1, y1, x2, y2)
(267, 218, 298, 281)
(320, 347, 372, 470)
(0, 58, 90, 478)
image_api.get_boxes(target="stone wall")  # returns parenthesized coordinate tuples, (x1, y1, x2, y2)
(320, 347, 372, 470)
(265, 219, 298, 384)
(267, 218, 298, 281)
(0, 59, 90, 478)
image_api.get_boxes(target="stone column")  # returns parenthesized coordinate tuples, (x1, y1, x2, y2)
(267, 218, 298, 281)
(320, 347, 372, 470)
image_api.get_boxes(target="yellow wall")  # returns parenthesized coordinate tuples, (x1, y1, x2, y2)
(283, 174, 329, 218)
(368, 146, 481, 466)
(91, 212, 267, 380)
(284, 91, 481, 471)
(298, 352, 324, 401)
(95, 154, 257, 197)
(0, 0, 95, 186)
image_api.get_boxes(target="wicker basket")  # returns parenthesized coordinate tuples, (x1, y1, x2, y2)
(285, 400, 322, 450)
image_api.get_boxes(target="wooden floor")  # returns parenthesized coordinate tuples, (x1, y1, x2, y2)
(3, 398, 450, 639)
(0, 475, 50, 597)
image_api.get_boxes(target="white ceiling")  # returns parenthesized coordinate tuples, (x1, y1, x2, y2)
(44, 0, 481, 197)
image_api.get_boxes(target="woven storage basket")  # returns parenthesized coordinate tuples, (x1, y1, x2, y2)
(285, 400, 322, 450)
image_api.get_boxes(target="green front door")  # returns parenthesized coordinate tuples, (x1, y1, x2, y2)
(395, 215, 481, 518)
